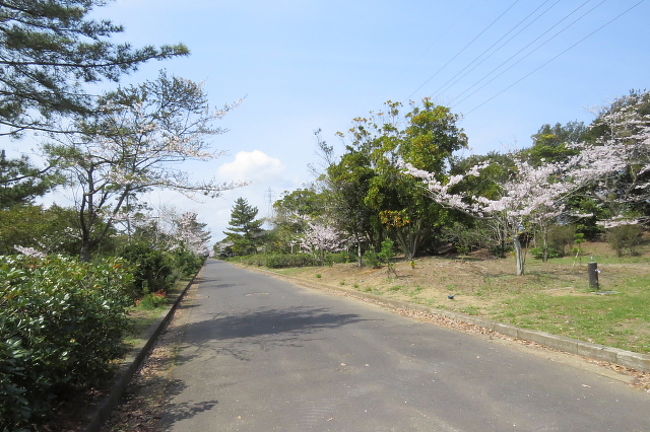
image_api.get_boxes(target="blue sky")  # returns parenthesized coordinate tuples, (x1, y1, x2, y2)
(7, 0, 650, 241)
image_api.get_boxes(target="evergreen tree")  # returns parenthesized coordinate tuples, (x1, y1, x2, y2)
(0, 150, 61, 208)
(223, 197, 264, 255)
(0, 0, 188, 135)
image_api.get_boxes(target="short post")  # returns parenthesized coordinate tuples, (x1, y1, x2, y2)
(588, 262, 599, 290)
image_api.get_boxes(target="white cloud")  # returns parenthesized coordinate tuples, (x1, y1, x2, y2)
(217, 150, 285, 182)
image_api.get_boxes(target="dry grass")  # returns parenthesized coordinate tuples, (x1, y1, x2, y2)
(270, 241, 650, 353)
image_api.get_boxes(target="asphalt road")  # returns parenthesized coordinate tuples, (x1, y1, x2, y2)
(160, 259, 649, 431)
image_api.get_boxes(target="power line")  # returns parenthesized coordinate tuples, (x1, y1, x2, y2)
(464, 0, 646, 116)
(430, 0, 561, 101)
(407, 0, 521, 100)
(452, 0, 605, 106)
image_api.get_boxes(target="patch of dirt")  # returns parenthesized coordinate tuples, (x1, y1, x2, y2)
(41, 387, 109, 432)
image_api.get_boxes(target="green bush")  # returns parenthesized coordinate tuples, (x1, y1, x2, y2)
(0, 255, 134, 430)
(607, 224, 643, 256)
(548, 225, 576, 255)
(170, 247, 205, 278)
(326, 251, 351, 264)
(379, 239, 397, 277)
(118, 242, 174, 297)
(229, 252, 352, 268)
(138, 292, 168, 310)
(530, 247, 562, 260)
(363, 249, 381, 268)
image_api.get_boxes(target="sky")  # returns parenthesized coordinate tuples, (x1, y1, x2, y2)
(5, 0, 650, 242)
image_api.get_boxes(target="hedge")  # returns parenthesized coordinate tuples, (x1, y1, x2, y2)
(0, 255, 134, 431)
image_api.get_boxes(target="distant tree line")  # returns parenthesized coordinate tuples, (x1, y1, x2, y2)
(223, 92, 648, 276)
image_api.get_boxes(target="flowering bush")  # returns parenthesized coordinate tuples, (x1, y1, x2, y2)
(0, 255, 134, 429)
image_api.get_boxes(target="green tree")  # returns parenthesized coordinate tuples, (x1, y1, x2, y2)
(340, 99, 467, 258)
(0, 205, 95, 255)
(224, 197, 264, 255)
(0, 150, 61, 208)
(271, 188, 326, 253)
(523, 121, 586, 166)
(0, 0, 188, 135)
(326, 151, 377, 264)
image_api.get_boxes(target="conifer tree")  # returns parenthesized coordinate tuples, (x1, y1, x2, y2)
(0, 0, 188, 135)
(0, 150, 61, 208)
(223, 197, 264, 255)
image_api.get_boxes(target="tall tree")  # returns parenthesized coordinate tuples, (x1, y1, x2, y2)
(46, 72, 234, 260)
(0, 150, 61, 208)
(224, 198, 264, 255)
(339, 99, 467, 258)
(326, 150, 377, 264)
(523, 121, 585, 166)
(0, 0, 188, 136)
(172, 211, 211, 256)
(272, 188, 326, 252)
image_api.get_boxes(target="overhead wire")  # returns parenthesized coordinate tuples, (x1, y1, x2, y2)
(452, 0, 606, 106)
(430, 0, 561, 101)
(463, 0, 646, 116)
(407, 0, 521, 100)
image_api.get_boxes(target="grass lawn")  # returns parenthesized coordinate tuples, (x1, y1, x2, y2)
(124, 278, 190, 348)
(258, 241, 650, 354)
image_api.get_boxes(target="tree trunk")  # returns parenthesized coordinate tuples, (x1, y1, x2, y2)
(513, 236, 525, 276)
(80, 238, 92, 262)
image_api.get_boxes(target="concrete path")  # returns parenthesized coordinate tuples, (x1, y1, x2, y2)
(160, 260, 649, 431)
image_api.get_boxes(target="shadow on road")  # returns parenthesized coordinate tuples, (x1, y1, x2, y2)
(186, 306, 365, 341)
(103, 350, 219, 432)
(173, 306, 367, 363)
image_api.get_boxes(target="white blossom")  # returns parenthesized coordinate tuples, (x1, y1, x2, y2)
(301, 222, 348, 255)
(13, 245, 46, 258)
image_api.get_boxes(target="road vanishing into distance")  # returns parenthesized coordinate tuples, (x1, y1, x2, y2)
(158, 260, 649, 431)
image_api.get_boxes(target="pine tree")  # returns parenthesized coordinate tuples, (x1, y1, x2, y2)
(223, 197, 264, 255)
(0, 0, 188, 136)
(0, 150, 61, 208)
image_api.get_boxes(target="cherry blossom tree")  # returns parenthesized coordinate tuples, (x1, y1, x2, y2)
(301, 222, 348, 264)
(568, 92, 650, 226)
(46, 72, 238, 260)
(407, 97, 649, 275)
(172, 211, 212, 256)
(406, 159, 576, 275)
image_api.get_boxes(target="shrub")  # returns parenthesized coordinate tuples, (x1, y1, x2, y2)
(530, 247, 562, 260)
(607, 224, 643, 257)
(378, 239, 397, 277)
(118, 242, 174, 297)
(170, 247, 205, 278)
(138, 291, 168, 310)
(229, 252, 351, 269)
(363, 249, 381, 268)
(0, 255, 134, 429)
(547, 225, 576, 255)
(229, 253, 320, 268)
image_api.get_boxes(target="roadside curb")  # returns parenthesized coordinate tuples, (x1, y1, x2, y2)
(244, 265, 650, 373)
(83, 268, 201, 432)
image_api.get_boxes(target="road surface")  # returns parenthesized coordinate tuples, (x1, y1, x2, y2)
(159, 259, 649, 431)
